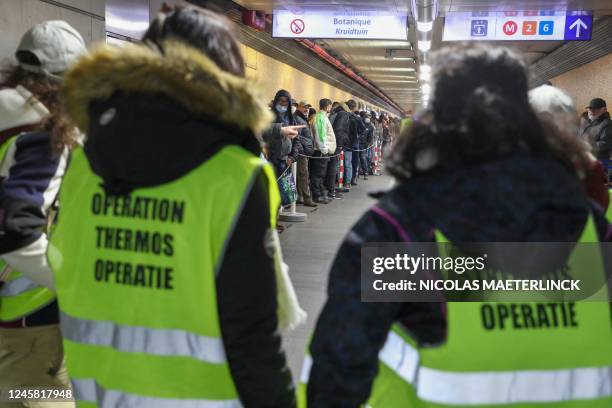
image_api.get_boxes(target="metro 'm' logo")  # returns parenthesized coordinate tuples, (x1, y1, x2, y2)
(503, 21, 518, 35)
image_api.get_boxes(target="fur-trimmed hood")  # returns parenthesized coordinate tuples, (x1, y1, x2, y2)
(61, 41, 273, 194)
(63, 40, 273, 134)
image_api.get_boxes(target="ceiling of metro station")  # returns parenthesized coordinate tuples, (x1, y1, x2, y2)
(235, 0, 612, 15)
(235, 0, 612, 111)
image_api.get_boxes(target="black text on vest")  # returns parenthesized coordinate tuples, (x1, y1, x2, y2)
(90, 193, 186, 291)
(481, 303, 578, 330)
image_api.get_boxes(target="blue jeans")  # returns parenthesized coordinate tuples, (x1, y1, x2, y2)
(351, 143, 360, 179)
(366, 146, 373, 170)
(343, 150, 352, 186)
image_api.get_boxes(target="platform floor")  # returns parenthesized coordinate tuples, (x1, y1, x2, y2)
(279, 172, 392, 381)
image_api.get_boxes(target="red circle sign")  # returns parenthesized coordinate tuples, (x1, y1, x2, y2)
(503, 21, 518, 35)
(290, 19, 305, 34)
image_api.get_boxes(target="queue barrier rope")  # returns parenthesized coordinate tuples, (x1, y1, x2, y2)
(275, 143, 379, 181)
(297, 151, 342, 159)
(296, 144, 375, 160)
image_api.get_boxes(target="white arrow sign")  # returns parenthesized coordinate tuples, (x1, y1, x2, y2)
(569, 18, 587, 37)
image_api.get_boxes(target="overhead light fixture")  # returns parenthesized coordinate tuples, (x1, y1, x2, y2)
(419, 71, 431, 81)
(373, 79, 419, 83)
(418, 41, 431, 52)
(420, 64, 431, 73)
(417, 21, 433, 32)
(422, 84, 431, 94)
(411, 0, 440, 32)
(367, 67, 416, 72)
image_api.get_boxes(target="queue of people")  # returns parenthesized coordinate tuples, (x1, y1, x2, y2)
(0, 3, 609, 408)
(263, 93, 399, 206)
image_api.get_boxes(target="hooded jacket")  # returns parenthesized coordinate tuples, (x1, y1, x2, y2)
(266, 90, 297, 165)
(307, 155, 610, 406)
(61, 40, 295, 406)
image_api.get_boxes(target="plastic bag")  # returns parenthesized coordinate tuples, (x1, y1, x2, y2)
(278, 167, 297, 206)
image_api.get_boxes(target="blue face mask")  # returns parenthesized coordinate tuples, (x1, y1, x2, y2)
(276, 104, 288, 113)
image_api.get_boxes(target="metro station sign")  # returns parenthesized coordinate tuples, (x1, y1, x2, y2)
(273, 10, 408, 40)
(443, 11, 593, 41)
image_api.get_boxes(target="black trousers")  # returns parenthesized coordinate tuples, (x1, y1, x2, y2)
(325, 153, 339, 196)
(309, 151, 328, 199)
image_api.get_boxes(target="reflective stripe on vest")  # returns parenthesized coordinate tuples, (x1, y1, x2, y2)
(72, 379, 242, 408)
(60, 311, 226, 364)
(0, 135, 56, 321)
(417, 365, 612, 405)
(51, 146, 281, 404)
(0, 275, 42, 296)
(300, 336, 612, 406)
(377, 330, 612, 404)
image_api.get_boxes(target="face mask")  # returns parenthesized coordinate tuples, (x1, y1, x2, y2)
(291, 106, 297, 114)
(365, 118, 371, 124)
(276, 104, 288, 113)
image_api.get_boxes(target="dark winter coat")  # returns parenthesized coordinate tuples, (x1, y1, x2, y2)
(266, 90, 297, 165)
(329, 105, 351, 149)
(349, 112, 365, 147)
(295, 111, 314, 156)
(359, 122, 374, 149)
(580, 112, 612, 160)
(307, 154, 610, 406)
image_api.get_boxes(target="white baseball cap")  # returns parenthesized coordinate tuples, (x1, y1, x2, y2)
(16, 20, 86, 78)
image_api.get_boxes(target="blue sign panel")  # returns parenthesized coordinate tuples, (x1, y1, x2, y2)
(471, 20, 488, 36)
(564, 15, 593, 40)
(443, 11, 593, 42)
(538, 21, 554, 35)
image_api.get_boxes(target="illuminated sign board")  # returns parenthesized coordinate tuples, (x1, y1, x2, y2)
(272, 10, 408, 40)
(443, 11, 592, 41)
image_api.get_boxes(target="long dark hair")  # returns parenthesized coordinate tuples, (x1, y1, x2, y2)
(143, 4, 245, 77)
(1, 62, 77, 151)
(387, 43, 587, 181)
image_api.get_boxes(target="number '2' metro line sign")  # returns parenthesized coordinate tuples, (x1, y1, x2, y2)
(443, 11, 593, 41)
